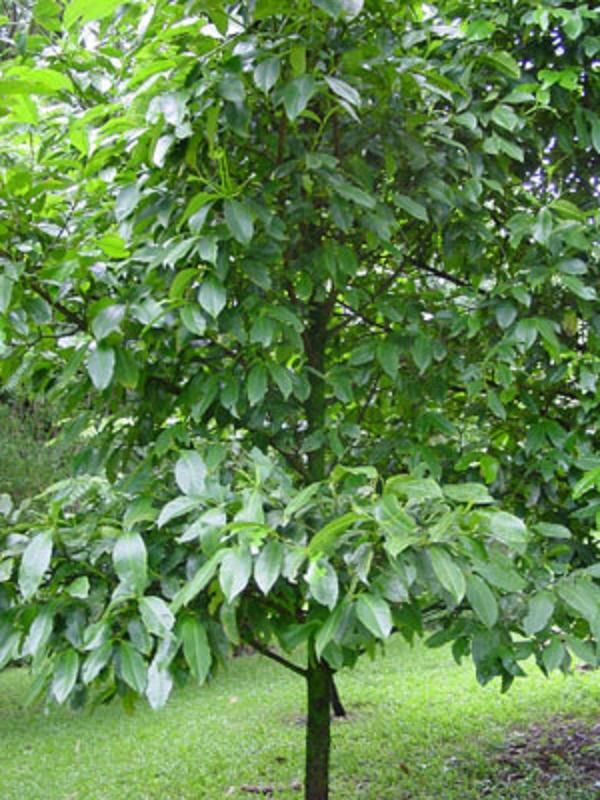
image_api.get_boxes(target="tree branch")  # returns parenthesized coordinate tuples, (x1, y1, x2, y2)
(29, 281, 87, 329)
(249, 639, 307, 678)
(270, 441, 309, 480)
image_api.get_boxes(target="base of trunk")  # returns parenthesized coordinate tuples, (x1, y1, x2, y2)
(305, 661, 332, 800)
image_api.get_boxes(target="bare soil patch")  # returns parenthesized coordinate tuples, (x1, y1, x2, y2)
(485, 716, 600, 795)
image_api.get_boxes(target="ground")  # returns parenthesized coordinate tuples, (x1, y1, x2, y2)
(0, 638, 598, 799)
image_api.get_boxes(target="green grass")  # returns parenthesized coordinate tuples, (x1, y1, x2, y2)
(0, 639, 599, 799)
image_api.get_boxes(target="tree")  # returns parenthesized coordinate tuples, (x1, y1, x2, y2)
(0, 2, 599, 799)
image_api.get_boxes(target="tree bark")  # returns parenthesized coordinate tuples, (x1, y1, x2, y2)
(305, 659, 332, 800)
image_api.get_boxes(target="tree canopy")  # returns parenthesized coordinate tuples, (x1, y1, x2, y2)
(0, 1, 599, 798)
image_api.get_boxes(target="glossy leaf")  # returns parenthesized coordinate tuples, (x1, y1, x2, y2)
(113, 533, 147, 594)
(356, 593, 393, 639)
(181, 618, 211, 684)
(19, 531, 53, 600)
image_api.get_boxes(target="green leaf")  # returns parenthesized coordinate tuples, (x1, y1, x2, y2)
(487, 511, 528, 551)
(386, 476, 443, 501)
(312, 0, 363, 18)
(119, 641, 148, 694)
(573, 467, 600, 499)
(224, 200, 254, 245)
(290, 45, 306, 76)
(52, 650, 79, 704)
(377, 340, 400, 379)
(23, 610, 54, 657)
(247, 363, 268, 406)
(115, 184, 140, 221)
(254, 57, 281, 93)
(475, 560, 526, 593)
(64, 0, 125, 28)
(485, 51, 521, 79)
(180, 618, 211, 683)
(375, 494, 417, 557)
(410, 336, 433, 372)
(198, 278, 227, 318)
(488, 390, 505, 419)
(0, 558, 12, 581)
(175, 451, 206, 496)
(523, 592, 554, 635)
(114, 348, 139, 389)
(325, 76, 361, 108)
(443, 483, 494, 505)
(306, 560, 339, 609)
(282, 76, 317, 121)
(146, 661, 173, 710)
(557, 579, 600, 626)
(67, 576, 90, 599)
(491, 105, 520, 132)
(268, 363, 293, 399)
(82, 641, 113, 684)
(533, 522, 571, 540)
(315, 602, 347, 660)
(307, 512, 362, 557)
(591, 116, 600, 154)
(0, 276, 13, 313)
(466, 575, 498, 628)
(140, 596, 175, 637)
(429, 547, 466, 603)
(97, 233, 129, 259)
(180, 304, 207, 335)
(395, 194, 429, 222)
(87, 346, 115, 390)
(542, 638, 565, 673)
(19, 531, 53, 600)
(219, 548, 252, 602)
(179, 193, 216, 229)
(283, 483, 321, 522)
(254, 540, 284, 595)
(331, 178, 376, 209)
(170, 551, 226, 613)
(91, 304, 126, 341)
(0, 625, 19, 670)
(533, 208, 553, 245)
(113, 533, 147, 594)
(356, 593, 393, 639)
(561, 275, 596, 301)
(495, 301, 517, 329)
(157, 496, 199, 528)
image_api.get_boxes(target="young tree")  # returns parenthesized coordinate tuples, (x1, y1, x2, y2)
(0, 2, 599, 798)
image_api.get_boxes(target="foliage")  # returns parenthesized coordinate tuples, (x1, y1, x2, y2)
(0, 1, 599, 798)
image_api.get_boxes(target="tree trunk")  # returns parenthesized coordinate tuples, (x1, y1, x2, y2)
(305, 660, 332, 800)
(330, 674, 346, 718)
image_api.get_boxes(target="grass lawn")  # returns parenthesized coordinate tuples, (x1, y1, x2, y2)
(0, 638, 599, 799)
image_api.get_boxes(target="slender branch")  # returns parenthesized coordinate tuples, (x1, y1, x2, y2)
(249, 639, 307, 677)
(29, 281, 87, 329)
(334, 300, 392, 333)
(407, 259, 472, 289)
(357, 373, 380, 425)
(270, 441, 309, 480)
